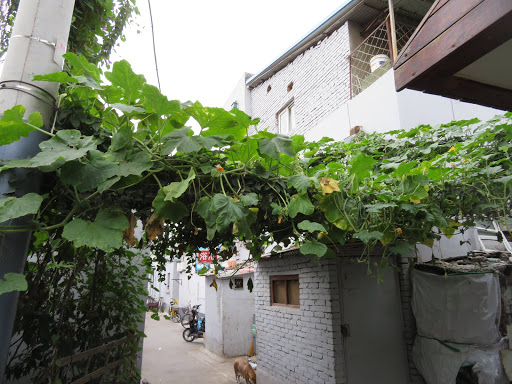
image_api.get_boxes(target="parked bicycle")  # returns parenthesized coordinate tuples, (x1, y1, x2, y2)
(169, 299, 181, 323)
(182, 304, 205, 342)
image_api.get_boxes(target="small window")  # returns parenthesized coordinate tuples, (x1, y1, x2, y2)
(278, 104, 295, 135)
(234, 278, 243, 289)
(271, 275, 299, 307)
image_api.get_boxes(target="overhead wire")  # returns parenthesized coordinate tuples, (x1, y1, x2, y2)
(147, 0, 161, 92)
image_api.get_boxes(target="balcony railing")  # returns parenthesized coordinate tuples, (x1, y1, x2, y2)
(349, 16, 416, 98)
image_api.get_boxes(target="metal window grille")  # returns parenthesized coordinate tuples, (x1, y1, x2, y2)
(349, 17, 416, 98)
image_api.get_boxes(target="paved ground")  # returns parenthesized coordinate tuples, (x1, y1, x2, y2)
(140, 313, 244, 384)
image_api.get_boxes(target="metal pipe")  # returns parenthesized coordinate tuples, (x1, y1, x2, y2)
(388, 0, 398, 61)
(0, 0, 75, 378)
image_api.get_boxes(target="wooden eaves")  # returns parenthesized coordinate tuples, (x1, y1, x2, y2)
(393, 0, 512, 111)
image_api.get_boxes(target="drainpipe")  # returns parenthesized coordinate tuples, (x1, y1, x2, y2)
(0, 0, 75, 378)
(388, 0, 398, 61)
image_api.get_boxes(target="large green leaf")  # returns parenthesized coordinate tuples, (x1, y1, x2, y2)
(288, 174, 316, 193)
(298, 220, 327, 233)
(110, 125, 133, 151)
(33, 72, 78, 84)
(364, 203, 397, 213)
(0, 273, 28, 296)
(240, 193, 259, 206)
(152, 190, 189, 221)
(196, 197, 216, 228)
(211, 194, 245, 232)
(4, 130, 97, 171)
(60, 152, 120, 192)
(259, 134, 295, 159)
(161, 127, 201, 154)
(300, 240, 328, 257)
(353, 230, 383, 244)
(104, 60, 145, 102)
(163, 168, 195, 201)
(0, 106, 43, 146)
(62, 209, 128, 252)
(0, 193, 43, 223)
(118, 151, 153, 177)
(288, 194, 314, 218)
(63, 52, 101, 82)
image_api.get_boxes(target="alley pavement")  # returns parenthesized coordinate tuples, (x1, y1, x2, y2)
(140, 313, 242, 384)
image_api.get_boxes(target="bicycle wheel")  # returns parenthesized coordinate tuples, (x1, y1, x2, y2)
(183, 328, 195, 342)
(181, 314, 191, 328)
(171, 312, 181, 323)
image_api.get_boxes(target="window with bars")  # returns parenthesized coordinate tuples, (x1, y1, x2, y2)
(349, 17, 416, 98)
(271, 275, 300, 308)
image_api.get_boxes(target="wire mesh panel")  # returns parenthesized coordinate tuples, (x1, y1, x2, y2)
(349, 17, 416, 98)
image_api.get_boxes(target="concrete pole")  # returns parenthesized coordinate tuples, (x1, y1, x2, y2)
(0, 0, 75, 378)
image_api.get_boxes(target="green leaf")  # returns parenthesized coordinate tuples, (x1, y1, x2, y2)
(288, 174, 315, 193)
(0, 106, 43, 146)
(288, 194, 314, 218)
(11, 130, 97, 171)
(161, 127, 201, 154)
(104, 60, 145, 102)
(153, 190, 189, 221)
(33, 72, 78, 84)
(163, 168, 195, 201)
(211, 194, 245, 232)
(390, 242, 415, 256)
(63, 52, 101, 82)
(196, 197, 216, 228)
(259, 134, 296, 159)
(0, 193, 43, 223)
(297, 220, 327, 233)
(240, 193, 259, 206)
(110, 103, 145, 114)
(62, 209, 128, 252)
(300, 240, 328, 257)
(111, 125, 132, 151)
(0, 273, 28, 296)
(364, 203, 397, 213)
(118, 151, 153, 177)
(392, 161, 418, 178)
(353, 230, 383, 244)
(351, 153, 376, 176)
(60, 152, 120, 192)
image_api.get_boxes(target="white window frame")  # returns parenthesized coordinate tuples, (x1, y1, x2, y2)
(278, 103, 295, 134)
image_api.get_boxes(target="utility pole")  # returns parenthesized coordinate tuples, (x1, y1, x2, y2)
(0, 0, 75, 378)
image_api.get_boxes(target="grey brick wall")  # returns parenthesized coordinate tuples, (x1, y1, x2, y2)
(398, 255, 426, 384)
(254, 252, 345, 384)
(249, 22, 351, 137)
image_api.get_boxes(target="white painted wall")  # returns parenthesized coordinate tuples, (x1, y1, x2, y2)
(205, 273, 255, 357)
(223, 72, 253, 115)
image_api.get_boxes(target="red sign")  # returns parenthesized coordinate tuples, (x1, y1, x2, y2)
(198, 250, 214, 264)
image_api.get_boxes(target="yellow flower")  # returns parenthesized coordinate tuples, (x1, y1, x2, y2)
(396, 228, 403, 235)
(448, 146, 455, 152)
(216, 164, 224, 172)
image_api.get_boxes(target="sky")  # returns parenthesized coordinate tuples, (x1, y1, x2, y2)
(111, 0, 349, 108)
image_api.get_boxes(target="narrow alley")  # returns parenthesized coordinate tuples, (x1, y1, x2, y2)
(140, 313, 242, 384)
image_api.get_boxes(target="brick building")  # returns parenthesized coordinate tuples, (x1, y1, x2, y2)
(223, 1, 505, 383)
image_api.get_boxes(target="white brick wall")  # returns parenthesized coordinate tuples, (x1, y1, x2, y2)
(250, 23, 351, 137)
(254, 252, 345, 384)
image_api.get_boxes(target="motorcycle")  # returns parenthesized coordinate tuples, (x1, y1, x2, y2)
(182, 304, 205, 342)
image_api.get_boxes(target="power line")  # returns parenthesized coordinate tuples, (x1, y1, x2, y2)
(147, 0, 161, 92)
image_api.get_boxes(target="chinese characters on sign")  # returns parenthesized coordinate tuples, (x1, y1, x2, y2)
(198, 250, 214, 264)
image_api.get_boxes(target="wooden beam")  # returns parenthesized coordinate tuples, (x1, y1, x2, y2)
(407, 76, 512, 111)
(394, 0, 483, 68)
(395, 0, 512, 91)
